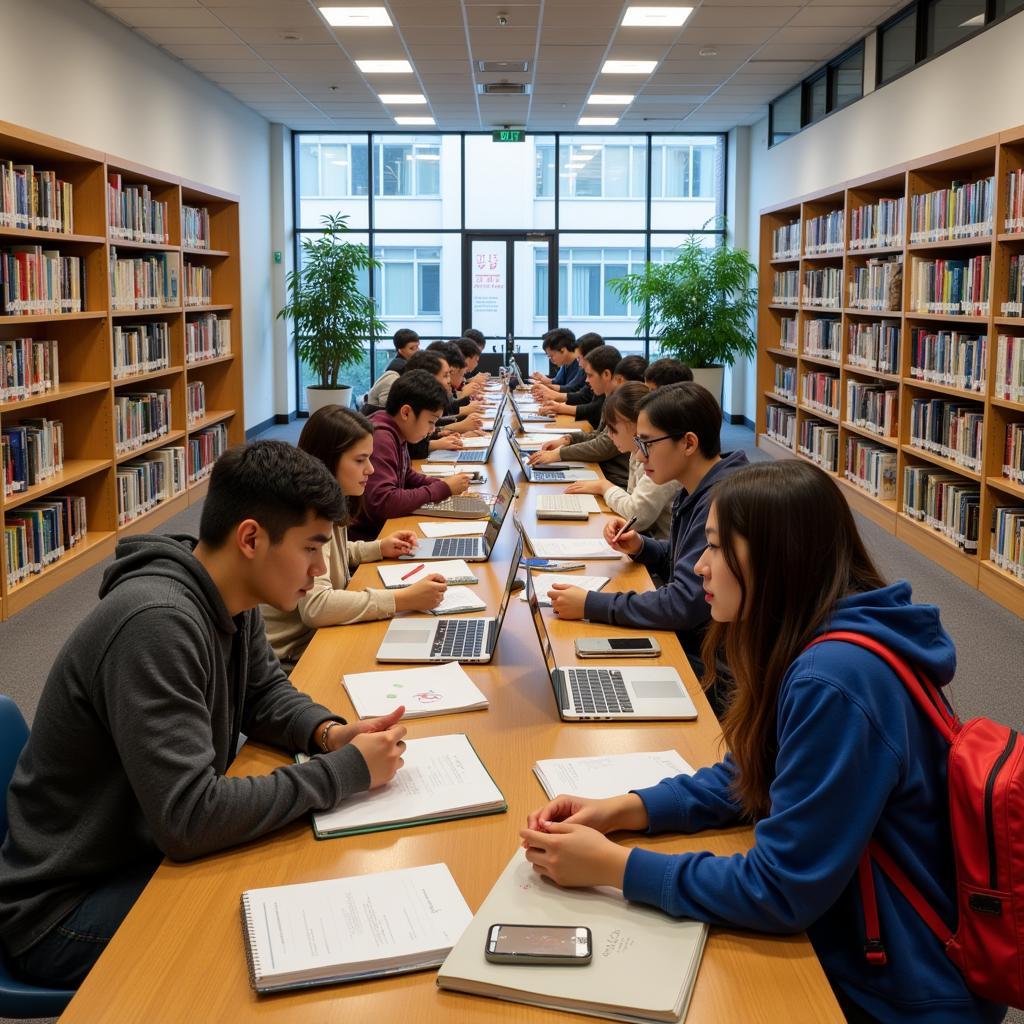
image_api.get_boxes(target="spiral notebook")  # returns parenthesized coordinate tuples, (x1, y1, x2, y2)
(240, 863, 471, 993)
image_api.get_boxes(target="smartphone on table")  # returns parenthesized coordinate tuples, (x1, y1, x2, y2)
(485, 924, 592, 965)
(574, 636, 661, 658)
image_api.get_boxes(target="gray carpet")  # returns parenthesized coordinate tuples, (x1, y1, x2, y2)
(1, 422, 1020, 1024)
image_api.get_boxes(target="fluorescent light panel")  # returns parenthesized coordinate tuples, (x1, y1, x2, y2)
(587, 94, 635, 105)
(378, 93, 427, 104)
(622, 6, 693, 27)
(578, 116, 619, 126)
(355, 59, 413, 73)
(395, 116, 434, 125)
(601, 60, 658, 74)
(320, 7, 392, 27)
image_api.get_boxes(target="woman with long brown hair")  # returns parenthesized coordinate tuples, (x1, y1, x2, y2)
(521, 460, 1004, 1023)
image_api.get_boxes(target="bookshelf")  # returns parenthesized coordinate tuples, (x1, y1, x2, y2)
(757, 127, 1024, 619)
(0, 121, 244, 620)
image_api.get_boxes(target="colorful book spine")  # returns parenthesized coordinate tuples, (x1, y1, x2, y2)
(849, 197, 904, 250)
(800, 371, 840, 417)
(994, 334, 1024, 402)
(803, 317, 841, 361)
(907, 397, 984, 472)
(779, 316, 798, 352)
(771, 222, 800, 261)
(0, 246, 83, 315)
(798, 418, 839, 472)
(848, 256, 902, 311)
(773, 364, 797, 401)
(1001, 254, 1024, 316)
(116, 446, 186, 526)
(908, 255, 990, 316)
(1003, 423, 1024, 484)
(186, 380, 206, 426)
(903, 466, 980, 551)
(847, 319, 900, 374)
(765, 404, 795, 450)
(185, 314, 231, 364)
(0, 417, 64, 494)
(0, 160, 74, 233)
(188, 422, 229, 483)
(1005, 169, 1024, 234)
(990, 506, 1024, 579)
(182, 205, 211, 249)
(108, 247, 179, 311)
(846, 381, 898, 438)
(772, 269, 800, 304)
(183, 262, 212, 307)
(107, 174, 169, 244)
(801, 267, 842, 309)
(0, 338, 59, 402)
(113, 388, 172, 455)
(908, 329, 987, 393)
(845, 437, 897, 500)
(3, 493, 86, 588)
(909, 177, 994, 242)
(804, 210, 844, 255)
(112, 322, 170, 379)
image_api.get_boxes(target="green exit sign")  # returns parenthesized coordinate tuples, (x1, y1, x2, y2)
(492, 130, 526, 143)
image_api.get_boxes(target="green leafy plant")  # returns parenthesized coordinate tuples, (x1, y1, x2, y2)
(609, 229, 758, 368)
(277, 213, 385, 389)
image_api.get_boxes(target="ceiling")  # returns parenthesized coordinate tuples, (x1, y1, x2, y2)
(89, 0, 906, 132)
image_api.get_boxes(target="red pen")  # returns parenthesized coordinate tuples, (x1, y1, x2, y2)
(400, 563, 425, 581)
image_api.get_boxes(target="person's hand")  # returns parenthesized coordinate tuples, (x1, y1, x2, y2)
(527, 448, 562, 466)
(604, 516, 643, 556)
(455, 413, 485, 431)
(430, 434, 463, 451)
(350, 723, 408, 788)
(565, 479, 605, 496)
(323, 705, 404, 751)
(447, 473, 472, 495)
(547, 583, 587, 619)
(539, 402, 564, 416)
(462, 400, 485, 416)
(519, 823, 631, 889)
(541, 436, 571, 451)
(461, 429, 486, 438)
(525, 792, 649, 835)
(394, 573, 447, 611)
(379, 531, 418, 558)
(532, 385, 557, 401)
(532, 372, 551, 385)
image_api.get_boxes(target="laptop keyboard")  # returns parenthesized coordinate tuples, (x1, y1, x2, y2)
(433, 537, 481, 558)
(532, 470, 566, 481)
(566, 668, 633, 714)
(418, 495, 489, 519)
(432, 618, 487, 659)
(458, 450, 487, 463)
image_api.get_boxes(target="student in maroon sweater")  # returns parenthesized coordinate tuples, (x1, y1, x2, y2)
(349, 370, 472, 540)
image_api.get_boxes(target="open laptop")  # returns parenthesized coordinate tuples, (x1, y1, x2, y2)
(401, 470, 515, 562)
(505, 427, 599, 483)
(377, 530, 524, 663)
(427, 393, 507, 463)
(524, 566, 697, 721)
(508, 389, 555, 424)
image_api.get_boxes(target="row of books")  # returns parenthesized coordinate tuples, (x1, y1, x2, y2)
(1000, 254, 1024, 316)
(185, 313, 231, 364)
(773, 364, 796, 401)
(802, 267, 842, 308)
(991, 507, 1024, 580)
(804, 210, 844, 255)
(798, 418, 839, 472)
(1, 247, 84, 315)
(771, 221, 800, 261)
(107, 174, 169, 244)
(1005, 422, 1024, 484)
(995, 333, 1024, 403)
(772, 269, 800, 304)
(847, 381, 898, 438)
(112, 322, 170, 379)
(907, 397, 984, 472)
(3, 494, 86, 588)
(908, 255, 990, 317)
(909, 177, 994, 243)
(849, 197, 904, 251)
(109, 248, 179, 311)
(1, 418, 64, 496)
(0, 161, 74, 234)
(116, 446, 185, 527)
(188, 422, 229, 483)
(1, 337, 59, 403)
(845, 437, 897, 500)
(848, 319, 900, 374)
(801, 371, 840, 417)
(183, 262, 212, 306)
(848, 256, 901, 311)
(182, 205, 211, 250)
(908, 328, 987, 393)
(114, 389, 171, 455)
(765, 404, 795, 449)
(804, 318, 841, 362)
(186, 381, 206, 426)
(779, 316, 797, 351)
(903, 466, 980, 552)
(1004, 169, 1024, 234)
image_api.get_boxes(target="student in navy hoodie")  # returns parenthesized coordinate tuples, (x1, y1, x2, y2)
(523, 459, 1007, 1024)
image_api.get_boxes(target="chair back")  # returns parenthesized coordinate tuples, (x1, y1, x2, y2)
(0, 696, 28, 840)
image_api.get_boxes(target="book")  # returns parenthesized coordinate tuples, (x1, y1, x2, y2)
(377, 559, 478, 587)
(428, 586, 488, 615)
(536, 493, 602, 515)
(299, 734, 506, 839)
(521, 573, 609, 604)
(458, 435, 492, 449)
(526, 537, 622, 561)
(418, 520, 488, 538)
(240, 863, 471, 994)
(343, 661, 488, 719)
(532, 750, 693, 800)
(437, 848, 708, 1024)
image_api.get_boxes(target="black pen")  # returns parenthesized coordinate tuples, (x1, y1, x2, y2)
(611, 515, 638, 544)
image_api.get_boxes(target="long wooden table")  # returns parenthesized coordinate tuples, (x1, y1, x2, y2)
(59, 398, 842, 1023)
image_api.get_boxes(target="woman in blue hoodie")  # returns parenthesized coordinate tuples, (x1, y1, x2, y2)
(521, 460, 1006, 1024)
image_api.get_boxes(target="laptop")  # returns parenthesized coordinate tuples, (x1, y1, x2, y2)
(505, 427, 599, 483)
(524, 567, 697, 721)
(508, 390, 555, 424)
(401, 471, 515, 562)
(377, 531, 524, 664)
(427, 394, 507, 463)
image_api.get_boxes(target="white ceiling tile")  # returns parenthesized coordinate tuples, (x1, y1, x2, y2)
(789, 4, 891, 25)
(677, 26, 778, 44)
(94, 0, 199, 6)
(231, 25, 337, 45)
(210, 6, 326, 28)
(164, 43, 257, 59)
(207, 70, 284, 82)
(106, 6, 224, 27)
(139, 25, 239, 44)
(250, 43, 346, 60)
(770, 24, 867, 44)
(753, 41, 843, 59)
(183, 57, 273, 71)
(690, 6, 802, 27)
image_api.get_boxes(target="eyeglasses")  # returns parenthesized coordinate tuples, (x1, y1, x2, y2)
(633, 433, 682, 458)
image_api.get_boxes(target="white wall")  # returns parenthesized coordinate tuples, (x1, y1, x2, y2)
(0, 0, 275, 431)
(741, 14, 1024, 420)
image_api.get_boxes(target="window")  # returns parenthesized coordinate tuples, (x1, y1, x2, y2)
(375, 141, 441, 196)
(554, 141, 647, 199)
(297, 138, 370, 198)
(830, 47, 864, 110)
(371, 247, 442, 317)
(806, 73, 827, 125)
(879, 9, 918, 83)
(535, 247, 663, 319)
(926, 0, 985, 55)
(770, 86, 801, 146)
(536, 144, 555, 197)
(996, 0, 1024, 15)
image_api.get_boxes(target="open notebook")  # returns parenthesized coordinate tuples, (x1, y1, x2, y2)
(533, 750, 694, 800)
(342, 661, 488, 719)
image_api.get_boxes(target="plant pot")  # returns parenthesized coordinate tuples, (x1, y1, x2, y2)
(691, 366, 724, 407)
(306, 385, 352, 414)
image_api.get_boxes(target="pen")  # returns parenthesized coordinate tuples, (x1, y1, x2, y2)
(611, 515, 638, 544)
(400, 563, 425, 581)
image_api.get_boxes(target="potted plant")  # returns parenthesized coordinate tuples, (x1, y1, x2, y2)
(277, 213, 385, 413)
(609, 227, 758, 405)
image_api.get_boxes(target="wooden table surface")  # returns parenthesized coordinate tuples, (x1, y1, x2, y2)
(59, 394, 842, 1024)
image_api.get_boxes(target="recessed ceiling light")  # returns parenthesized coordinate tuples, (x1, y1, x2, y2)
(698, 47, 718, 57)
(378, 93, 427, 104)
(578, 116, 619, 126)
(587, 94, 635, 105)
(355, 59, 413, 73)
(601, 60, 658, 75)
(622, 6, 693, 27)
(320, 7, 392, 27)
(394, 116, 435, 125)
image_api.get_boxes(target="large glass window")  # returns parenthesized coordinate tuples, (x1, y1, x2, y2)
(830, 47, 864, 110)
(879, 10, 918, 83)
(770, 86, 801, 147)
(558, 136, 647, 230)
(296, 134, 370, 229)
(926, 0, 985, 54)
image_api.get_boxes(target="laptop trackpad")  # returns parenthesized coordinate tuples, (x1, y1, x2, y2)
(631, 679, 684, 699)
(387, 627, 435, 644)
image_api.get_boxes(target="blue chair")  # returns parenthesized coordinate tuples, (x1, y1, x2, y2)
(0, 695, 75, 1017)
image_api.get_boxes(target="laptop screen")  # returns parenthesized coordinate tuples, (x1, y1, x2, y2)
(525, 567, 559, 678)
(483, 471, 515, 547)
(504, 426, 528, 473)
(490, 531, 524, 641)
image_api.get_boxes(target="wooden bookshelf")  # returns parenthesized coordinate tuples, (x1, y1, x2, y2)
(0, 120, 245, 620)
(756, 127, 1024, 619)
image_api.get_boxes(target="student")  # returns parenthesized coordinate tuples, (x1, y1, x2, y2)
(613, 354, 648, 384)
(537, 343, 620, 431)
(522, 459, 1006, 1024)
(383, 328, 419, 373)
(364, 347, 441, 412)
(454, 337, 488, 393)
(562, 382, 679, 539)
(461, 327, 486, 351)
(262, 406, 448, 670)
(547, 382, 747, 683)
(0, 441, 409, 989)
(529, 345, 628, 485)
(350, 370, 471, 540)
(532, 329, 580, 390)
(644, 357, 693, 389)
(531, 333, 603, 402)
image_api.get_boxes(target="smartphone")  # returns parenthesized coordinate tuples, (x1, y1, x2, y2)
(485, 924, 592, 966)
(523, 558, 586, 571)
(574, 636, 661, 658)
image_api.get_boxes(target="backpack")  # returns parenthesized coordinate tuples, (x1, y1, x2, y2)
(806, 630, 1023, 1009)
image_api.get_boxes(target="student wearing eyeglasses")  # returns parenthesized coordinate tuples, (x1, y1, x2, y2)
(547, 382, 747, 702)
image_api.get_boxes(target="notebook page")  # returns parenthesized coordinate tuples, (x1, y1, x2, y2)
(343, 661, 487, 719)
(533, 750, 694, 800)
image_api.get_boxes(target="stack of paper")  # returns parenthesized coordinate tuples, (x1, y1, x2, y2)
(343, 661, 488, 719)
(429, 586, 487, 615)
(419, 521, 488, 538)
(377, 560, 478, 587)
(459, 436, 492, 449)
(527, 537, 622, 560)
(522, 574, 609, 604)
(532, 750, 694, 799)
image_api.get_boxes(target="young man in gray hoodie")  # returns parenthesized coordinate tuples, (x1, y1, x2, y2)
(0, 441, 408, 989)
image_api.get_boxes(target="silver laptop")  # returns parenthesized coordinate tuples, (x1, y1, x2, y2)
(377, 531, 524, 664)
(524, 567, 697, 721)
(508, 390, 555, 424)
(426, 393, 506, 463)
(400, 471, 515, 562)
(505, 427, 599, 483)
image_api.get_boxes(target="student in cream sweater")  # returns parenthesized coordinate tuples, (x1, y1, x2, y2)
(262, 405, 447, 671)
